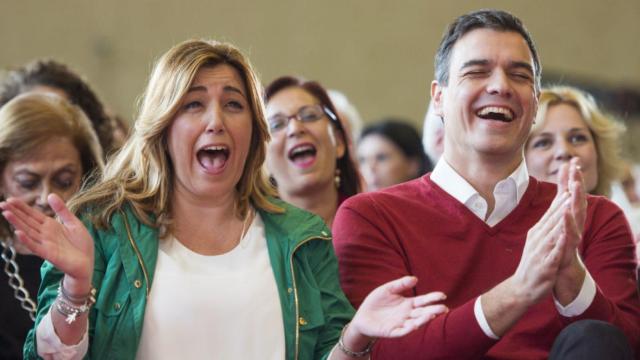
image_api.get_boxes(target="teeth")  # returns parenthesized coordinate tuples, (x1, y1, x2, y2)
(291, 145, 314, 156)
(477, 106, 514, 120)
(203, 145, 228, 152)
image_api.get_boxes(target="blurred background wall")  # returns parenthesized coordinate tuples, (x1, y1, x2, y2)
(2, 0, 639, 158)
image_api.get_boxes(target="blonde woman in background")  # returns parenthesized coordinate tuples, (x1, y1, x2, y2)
(525, 86, 639, 264)
(3, 40, 447, 360)
(0, 93, 103, 359)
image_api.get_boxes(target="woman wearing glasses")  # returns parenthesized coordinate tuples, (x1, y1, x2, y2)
(265, 77, 362, 228)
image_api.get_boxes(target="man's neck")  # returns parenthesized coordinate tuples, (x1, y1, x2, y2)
(444, 151, 524, 210)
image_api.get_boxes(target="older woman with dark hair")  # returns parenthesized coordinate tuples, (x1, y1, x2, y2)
(0, 59, 117, 155)
(0, 93, 103, 359)
(357, 119, 430, 192)
(2, 40, 447, 360)
(264, 76, 362, 228)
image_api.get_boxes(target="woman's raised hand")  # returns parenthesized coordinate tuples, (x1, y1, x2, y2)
(0, 194, 94, 293)
(350, 276, 447, 339)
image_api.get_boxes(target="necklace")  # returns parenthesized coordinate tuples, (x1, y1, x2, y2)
(1, 238, 37, 321)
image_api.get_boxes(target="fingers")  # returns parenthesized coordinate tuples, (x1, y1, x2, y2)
(0, 199, 49, 239)
(412, 291, 446, 307)
(389, 304, 449, 337)
(557, 162, 570, 195)
(568, 158, 587, 234)
(2, 197, 47, 224)
(2, 208, 43, 242)
(532, 195, 570, 250)
(563, 208, 581, 248)
(14, 230, 46, 256)
(536, 191, 570, 229)
(410, 303, 448, 319)
(48, 193, 77, 226)
(383, 276, 418, 295)
(545, 228, 567, 268)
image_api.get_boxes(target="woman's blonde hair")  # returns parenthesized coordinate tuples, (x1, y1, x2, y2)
(69, 39, 281, 231)
(0, 92, 104, 238)
(531, 86, 625, 197)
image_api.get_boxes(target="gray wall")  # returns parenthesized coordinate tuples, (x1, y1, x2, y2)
(2, 0, 639, 155)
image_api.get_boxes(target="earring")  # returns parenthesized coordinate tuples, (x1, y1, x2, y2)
(334, 168, 341, 189)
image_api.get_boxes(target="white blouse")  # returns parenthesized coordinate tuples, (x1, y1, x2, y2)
(37, 213, 286, 360)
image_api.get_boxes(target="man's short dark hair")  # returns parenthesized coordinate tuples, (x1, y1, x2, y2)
(434, 9, 541, 91)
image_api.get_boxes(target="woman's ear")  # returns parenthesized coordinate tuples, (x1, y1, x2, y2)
(408, 158, 421, 179)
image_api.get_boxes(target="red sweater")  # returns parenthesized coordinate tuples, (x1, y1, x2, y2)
(333, 175, 640, 359)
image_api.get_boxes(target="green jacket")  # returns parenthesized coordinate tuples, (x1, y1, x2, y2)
(24, 200, 355, 359)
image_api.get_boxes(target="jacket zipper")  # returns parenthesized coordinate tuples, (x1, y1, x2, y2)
(289, 235, 331, 360)
(120, 210, 150, 298)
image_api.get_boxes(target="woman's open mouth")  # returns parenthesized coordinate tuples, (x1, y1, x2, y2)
(288, 143, 317, 169)
(197, 145, 229, 173)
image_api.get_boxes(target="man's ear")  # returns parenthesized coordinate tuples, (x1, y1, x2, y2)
(430, 80, 445, 118)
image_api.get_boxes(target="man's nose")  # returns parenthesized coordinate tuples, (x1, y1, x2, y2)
(486, 70, 513, 97)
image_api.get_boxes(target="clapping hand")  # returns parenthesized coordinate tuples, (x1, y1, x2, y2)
(556, 158, 587, 270)
(0, 194, 94, 293)
(349, 276, 447, 339)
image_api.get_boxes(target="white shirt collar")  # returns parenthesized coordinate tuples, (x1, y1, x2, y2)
(431, 158, 530, 225)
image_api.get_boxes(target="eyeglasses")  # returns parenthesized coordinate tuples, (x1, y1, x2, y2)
(267, 104, 338, 132)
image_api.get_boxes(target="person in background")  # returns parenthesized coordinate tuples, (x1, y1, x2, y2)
(0, 93, 103, 359)
(422, 99, 444, 169)
(265, 77, 363, 228)
(525, 86, 625, 198)
(0, 59, 117, 155)
(3, 40, 447, 360)
(108, 113, 130, 149)
(357, 119, 429, 192)
(525, 85, 639, 287)
(328, 89, 363, 146)
(611, 163, 640, 263)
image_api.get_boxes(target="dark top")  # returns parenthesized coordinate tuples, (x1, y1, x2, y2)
(1, 252, 42, 360)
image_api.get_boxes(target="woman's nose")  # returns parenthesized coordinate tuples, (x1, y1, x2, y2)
(286, 116, 305, 138)
(34, 184, 54, 216)
(554, 140, 575, 162)
(205, 107, 225, 134)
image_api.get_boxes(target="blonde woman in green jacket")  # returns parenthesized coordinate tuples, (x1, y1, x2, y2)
(1, 39, 448, 360)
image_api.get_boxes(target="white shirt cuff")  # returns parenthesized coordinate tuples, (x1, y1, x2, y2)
(554, 270, 596, 317)
(36, 307, 89, 360)
(474, 296, 500, 340)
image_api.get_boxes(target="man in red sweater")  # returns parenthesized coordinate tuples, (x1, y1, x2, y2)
(333, 9, 640, 360)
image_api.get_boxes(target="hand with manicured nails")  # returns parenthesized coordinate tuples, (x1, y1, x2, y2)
(0, 194, 94, 296)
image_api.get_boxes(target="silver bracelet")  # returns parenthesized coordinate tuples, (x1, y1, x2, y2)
(337, 322, 376, 358)
(55, 279, 96, 324)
